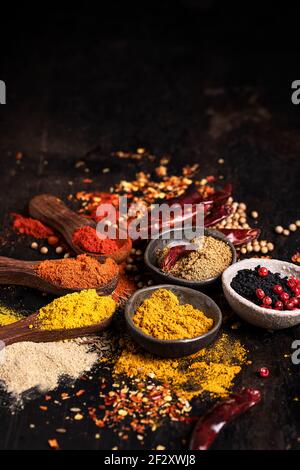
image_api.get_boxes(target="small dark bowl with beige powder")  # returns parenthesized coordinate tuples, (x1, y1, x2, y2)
(145, 228, 236, 289)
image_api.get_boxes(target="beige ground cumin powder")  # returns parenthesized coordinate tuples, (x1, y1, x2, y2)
(161, 235, 232, 281)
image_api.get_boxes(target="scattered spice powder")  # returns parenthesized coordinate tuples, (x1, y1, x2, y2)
(72, 226, 120, 254)
(0, 340, 98, 400)
(133, 289, 213, 340)
(12, 213, 54, 238)
(0, 304, 22, 326)
(113, 334, 247, 400)
(37, 290, 116, 330)
(159, 236, 232, 281)
(35, 254, 118, 289)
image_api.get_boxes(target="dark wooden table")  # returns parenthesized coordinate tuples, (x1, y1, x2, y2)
(0, 5, 300, 450)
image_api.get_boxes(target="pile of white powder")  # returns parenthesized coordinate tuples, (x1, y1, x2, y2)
(0, 332, 116, 402)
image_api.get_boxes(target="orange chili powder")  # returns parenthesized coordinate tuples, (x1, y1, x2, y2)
(72, 226, 120, 254)
(35, 254, 119, 289)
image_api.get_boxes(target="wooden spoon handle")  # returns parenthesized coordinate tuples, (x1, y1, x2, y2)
(0, 257, 34, 271)
(0, 317, 37, 345)
(0, 257, 37, 285)
(29, 194, 94, 238)
(0, 314, 113, 346)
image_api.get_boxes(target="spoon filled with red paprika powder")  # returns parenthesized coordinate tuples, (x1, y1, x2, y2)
(29, 194, 132, 263)
(0, 254, 119, 295)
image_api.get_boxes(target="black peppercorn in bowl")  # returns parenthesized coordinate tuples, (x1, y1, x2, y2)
(125, 284, 222, 358)
(222, 258, 300, 329)
(144, 227, 237, 290)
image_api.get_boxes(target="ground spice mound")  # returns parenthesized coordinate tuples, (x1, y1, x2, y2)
(113, 334, 247, 400)
(160, 236, 232, 281)
(37, 289, 116, 330)
(0, 341, 98, 400)
(72, 226, 120, 254)
(35, 254, 118, 289)
(0, 305, 22, 326)
(12, 213, 54, 238)
(133, 288, 213, 340)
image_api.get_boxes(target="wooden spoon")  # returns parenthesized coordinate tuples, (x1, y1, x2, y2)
(0, 311, 113, 346)
(29, 194, 132, 263)
(0, 256, 118, 296)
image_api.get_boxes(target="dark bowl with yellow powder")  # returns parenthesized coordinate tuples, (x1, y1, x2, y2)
(125, 284, 222, 358)
(144, 228, 236, 289)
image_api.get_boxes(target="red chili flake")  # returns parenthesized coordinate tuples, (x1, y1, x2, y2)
(292, 252, 300, 264)
(48, 439, 60, 450)
(206, 175, 216, 182)
(44, 395, 52, 401)
(61, 393, 70, 400)
(75, 389, 85, 397)
(83, 178, 93, 184)
(39, 406, 48, 411)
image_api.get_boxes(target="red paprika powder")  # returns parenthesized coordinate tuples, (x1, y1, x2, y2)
(72, 226, 120, 254)
(12, 213, 54, 239)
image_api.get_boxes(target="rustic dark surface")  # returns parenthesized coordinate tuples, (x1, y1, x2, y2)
(0, 4, 300, 450)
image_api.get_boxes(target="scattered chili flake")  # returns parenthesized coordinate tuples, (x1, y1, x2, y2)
(61, 393, 70, 400)
(292, 252, 300, 264)
(39, 406, 48, 411)
(48, 439, 59, 450)
(76, 389, 85, 397)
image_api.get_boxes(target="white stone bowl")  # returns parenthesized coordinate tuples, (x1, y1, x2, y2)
(222, 258, 300, 329)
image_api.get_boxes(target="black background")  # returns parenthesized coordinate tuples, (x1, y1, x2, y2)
(0, 1, 300, 451)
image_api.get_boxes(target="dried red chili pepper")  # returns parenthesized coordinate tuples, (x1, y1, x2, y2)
(204, 204, 233, 227)
(202, 183, 232, 207)
(217, 228, 261, 246)
(189, 388, 261, 451)
(161, 244, 192, 270)
(166, 184, 232, 208)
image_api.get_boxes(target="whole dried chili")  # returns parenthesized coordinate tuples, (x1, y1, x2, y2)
(160, 245, 190, 271)
(12, 213, 54, 239)
(218, 228, 261, 246)
(204, 204, 233, 227)
(189, 388, 261, 450)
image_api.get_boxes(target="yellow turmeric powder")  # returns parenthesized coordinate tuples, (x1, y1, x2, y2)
(114, 333, 247, 400)
(0, 304, 22, 326)
(37, 289, 116, 330)
(133, 288, 213, 340)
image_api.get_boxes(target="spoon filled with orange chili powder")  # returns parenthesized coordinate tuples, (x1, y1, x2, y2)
(0, 254, 119, 295)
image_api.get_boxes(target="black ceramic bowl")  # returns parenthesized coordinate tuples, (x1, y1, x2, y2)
(144, 227, 236, 289)
(125, 284, 222, 358)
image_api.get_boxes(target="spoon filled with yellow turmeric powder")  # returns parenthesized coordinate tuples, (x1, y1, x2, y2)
(0, 289, 116, 346)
